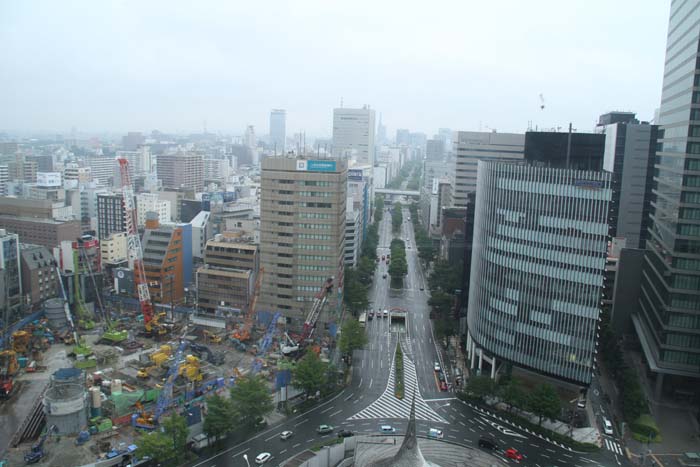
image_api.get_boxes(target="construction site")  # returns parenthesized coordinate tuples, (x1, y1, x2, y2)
(0, 158, 341, 467)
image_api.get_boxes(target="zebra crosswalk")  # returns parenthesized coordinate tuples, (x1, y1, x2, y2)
(604, 438, 623, 455)
(348, 341, 446, 423)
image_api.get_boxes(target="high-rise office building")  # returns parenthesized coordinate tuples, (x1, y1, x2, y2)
(426, 139, 445, 161)
(97, 193, 126, 240)
(634, 1, 700, 397)
(452, 131, 524, 208)
(524, 131, 605, 170)
(597, 112, 658, 249)
(332, 107, 376, 167)
(270, 109, 286, 154)
(466, 161, 611, 384)
(259, 156, 347, 329)
(86, 156, 117, 187)
(156, 153, 204, 192)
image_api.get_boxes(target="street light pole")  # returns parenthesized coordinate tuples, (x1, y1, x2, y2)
(243, 454, 251, 467)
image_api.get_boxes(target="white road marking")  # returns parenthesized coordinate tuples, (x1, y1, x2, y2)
(231, 448, 249, 458)
(264, 433, 278, 441)
(330, 409, 343, 417)
(320, 405, 334, 414)
(294, 419, 309, 427)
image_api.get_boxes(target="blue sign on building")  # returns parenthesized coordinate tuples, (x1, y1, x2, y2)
(348, 169, 363, 181)
(306, 160, 337, 172)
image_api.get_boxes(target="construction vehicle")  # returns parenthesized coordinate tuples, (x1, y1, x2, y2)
(24, 424, 57, 464)
(281, 332, 299, 356)
(12, 330, 31, 354)
(178, 354, 203, 382)
(118, 157, 164, 337)
(149, 345, 172, 366)
(190, 342, 224, 365)
(131, 401, 155, 430)
(232, 268, 264, 342)
(72, 247, 95, 331)
(301, 277, 334, 342)
(203, 330, 222, 344)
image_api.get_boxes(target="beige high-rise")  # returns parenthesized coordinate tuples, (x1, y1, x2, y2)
(259, 156, 347, 330)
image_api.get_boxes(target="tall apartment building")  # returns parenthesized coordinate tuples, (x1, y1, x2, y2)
(270, 109, 286, 154)
(196, 233, 258, 316)
(452, 131, 524, 207)
(259, 156, 347, 328)
(332, 107, 376, 167)
(634, 1, 700, 398)
(97, 193, 127, 240)
(0, 230, 22, 319)
(0, 165, 8, 195)
(466, 162, 611, 385)
(597, 112, 658, 249)
(136, 193, 171, 227)
(86, 156, 117, 187)
(141, 214, 184, 306)
(157, 153, 204, 192)
(63, 164, 92, 185)
(19, 244, 58, 310)
(345, 202, 361, 266)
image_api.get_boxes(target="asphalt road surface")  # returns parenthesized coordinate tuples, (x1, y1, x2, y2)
(191, 208, 628, 467)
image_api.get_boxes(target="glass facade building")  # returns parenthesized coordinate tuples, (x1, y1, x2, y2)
(466, 162, 611, 384)
(634, 0, 700, 394)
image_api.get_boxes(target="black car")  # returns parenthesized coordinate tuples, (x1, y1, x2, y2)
(337, 430, 354, 438)
(478, 436, 498, 450)
(437, 372, 446, 382)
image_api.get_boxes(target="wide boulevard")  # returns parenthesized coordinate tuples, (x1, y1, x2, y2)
(191, 207, 627, 467)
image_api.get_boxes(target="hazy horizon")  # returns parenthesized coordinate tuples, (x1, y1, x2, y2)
(1, 1, 670, 139)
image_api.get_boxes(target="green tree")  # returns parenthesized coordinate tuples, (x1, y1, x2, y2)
(433, 318, 456, 340)
(343, 268, 369, 316)
(229, 375, 274, 428)
(500, 378, 527, 412)
(292, 350, 328, 397)
(527, 383, 561, 425)
(139, 413, 189, 464)
(463, 375, 495, 401)
(203, 394, 234, 443)
(620, 369, 647, 421)
(392, 204, 403, 233)
(338, 318, 368, 355)
(428, 260, 462, 294)
(428, 291, 453, 317)
(138, 431, 176, 464)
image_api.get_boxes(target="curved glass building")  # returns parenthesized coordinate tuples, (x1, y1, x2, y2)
(466, 161, 611, 385)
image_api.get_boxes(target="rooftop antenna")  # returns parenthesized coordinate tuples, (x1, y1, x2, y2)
(539, 94, 545, 110)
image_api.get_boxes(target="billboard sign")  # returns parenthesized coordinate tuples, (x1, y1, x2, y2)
(348, 169, 363, 181)
(296, 160, 337, 172)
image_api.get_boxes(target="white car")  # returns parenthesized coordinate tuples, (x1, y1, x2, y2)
(434, 362, 441, 372)
(255, 453, 272, 464)
(383, 309, 389, 318)
(380, 425, 396, 433)
(280, 430, 293, 440)
(603, 418, 614, 435)
(428, 428, 443, 439)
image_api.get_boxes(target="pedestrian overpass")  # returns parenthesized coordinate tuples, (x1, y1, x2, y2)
(375, 188, 420, 199)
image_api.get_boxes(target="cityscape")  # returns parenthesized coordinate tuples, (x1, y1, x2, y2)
(0, 1, 698, 467)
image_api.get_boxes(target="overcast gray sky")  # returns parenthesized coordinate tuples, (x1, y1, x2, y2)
(0, 1, 670, 139)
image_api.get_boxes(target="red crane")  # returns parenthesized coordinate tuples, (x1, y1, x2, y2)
(232, 267, 264, 342)
(117, 157, 156, 334)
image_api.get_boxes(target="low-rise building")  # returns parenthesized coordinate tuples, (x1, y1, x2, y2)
(0, 217, 81, 250)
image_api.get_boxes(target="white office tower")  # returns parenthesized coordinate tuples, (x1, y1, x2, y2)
(332, 106, 376, 167)
(270, 109, 286, 155)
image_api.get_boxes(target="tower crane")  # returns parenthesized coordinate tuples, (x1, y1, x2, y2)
(301, 277, 334, 341)
(117, 157, 161, 337)
(232, 267, 264, 342)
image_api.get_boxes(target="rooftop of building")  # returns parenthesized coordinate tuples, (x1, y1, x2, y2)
(19, 243, 55, 268)
(0, 215, 75, 225)
(196, 265, 251, 279)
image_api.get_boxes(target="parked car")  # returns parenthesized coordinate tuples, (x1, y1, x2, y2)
(437, 372, 446, 382)
(434, 362, 441, 372)
(280, 430, 293, 440)
(427, 428, 443, 439)
(603, 418, 614, 435)
(368, 311, 374, 320)
(337, 430, 354, 438)
(379, 425, 396, 433)
(317, 424, 334, 434)
(478, 436, 498, 450)
(505, 448, 523, 461)
(440, 381, 448, 391)
(255, 453, 272, 464)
